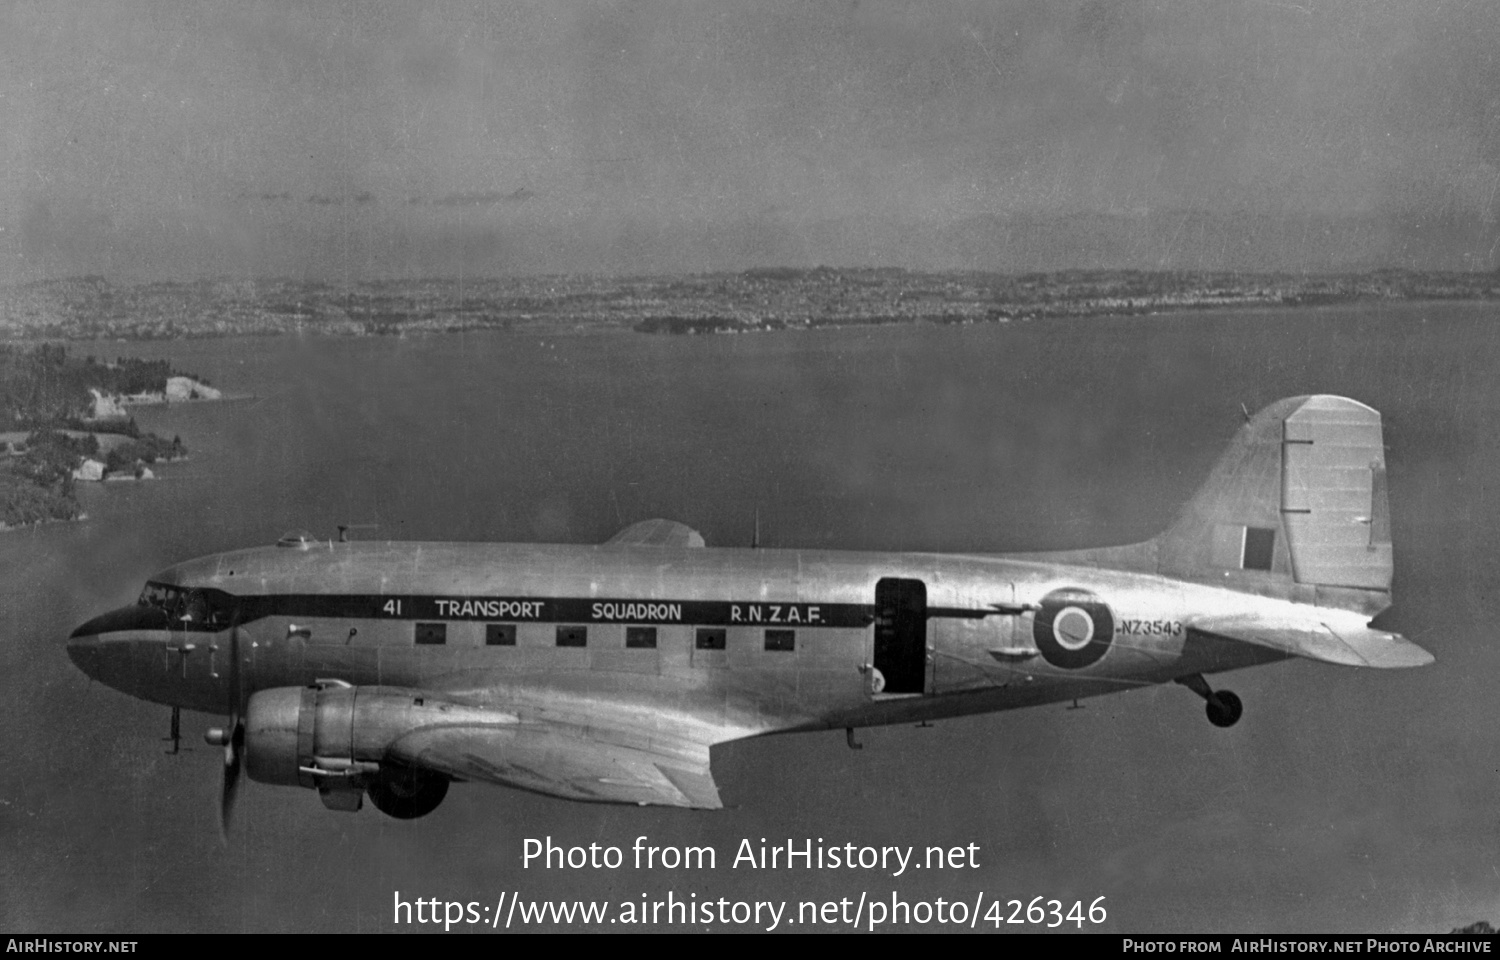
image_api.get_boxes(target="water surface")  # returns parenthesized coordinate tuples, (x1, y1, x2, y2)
(2, 301, 1495, 932)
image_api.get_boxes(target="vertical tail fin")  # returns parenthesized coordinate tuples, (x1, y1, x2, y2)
(1155, 395, 1392, 613)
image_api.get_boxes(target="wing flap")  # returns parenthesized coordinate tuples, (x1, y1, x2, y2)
(605, 518, 706, 548)
(1190, 613, 1433, 669)
(389, 722, 722, 809)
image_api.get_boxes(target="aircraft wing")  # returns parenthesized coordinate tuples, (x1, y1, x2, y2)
(386, 706, 723, 808)
(605, 518, 706, 548)
(1188, 612, 1433, 669)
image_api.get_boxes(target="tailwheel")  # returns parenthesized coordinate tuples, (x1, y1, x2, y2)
(1175, 673, 1244, 728)
(367, 766, 449, 820)
(1205, 690, 1243, 728)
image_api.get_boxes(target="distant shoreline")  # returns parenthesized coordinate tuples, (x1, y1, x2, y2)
(7, 294, 1489, 343)
(113, 391, 255, 408)
(2, 269, 1496, 341)
(0, 513, 87, 534)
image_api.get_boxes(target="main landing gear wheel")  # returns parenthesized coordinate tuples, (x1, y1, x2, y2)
(1174, 673, 1244, 728)
(1205, 691, 1243, 728)
(367, 767, 450, 819)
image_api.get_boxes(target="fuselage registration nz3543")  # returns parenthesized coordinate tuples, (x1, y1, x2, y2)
(66, 396, 1432, 826)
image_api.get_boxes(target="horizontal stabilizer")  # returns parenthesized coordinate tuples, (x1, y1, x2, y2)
(606, 518, 706, 548)
(1190, 613, 1433, 669)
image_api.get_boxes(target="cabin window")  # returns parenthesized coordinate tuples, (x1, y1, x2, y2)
(415, 622, 447, 645)
(1243, 527, 1276, 571)
(695, 627, 726, 651)
(764, 628, 795, 652)
(625, 626, 657, 649)
(556, 625, 587, 647)
(485, 623, 516, 646)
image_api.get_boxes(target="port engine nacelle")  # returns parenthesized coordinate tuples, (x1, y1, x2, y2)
(243, 683, 456, 818)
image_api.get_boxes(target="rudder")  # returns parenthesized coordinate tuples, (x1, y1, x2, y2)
(1155, 395, 1392, 612)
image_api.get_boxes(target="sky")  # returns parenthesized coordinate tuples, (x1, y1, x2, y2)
(3, 0, 1499, 280)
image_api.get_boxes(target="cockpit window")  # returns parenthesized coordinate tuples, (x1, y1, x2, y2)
(137, 582, 229, 628)
(137, 583, 178, 610)
(182, 591, 212, 624)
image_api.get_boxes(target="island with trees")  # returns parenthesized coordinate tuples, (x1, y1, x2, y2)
(0, 345, 204, 529)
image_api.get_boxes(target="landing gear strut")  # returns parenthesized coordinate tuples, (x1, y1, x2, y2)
(162, 706, 182, 754)
(1174, 674, 1243, 728)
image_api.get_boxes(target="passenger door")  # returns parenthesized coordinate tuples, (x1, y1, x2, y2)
(872, 577, 929, 695)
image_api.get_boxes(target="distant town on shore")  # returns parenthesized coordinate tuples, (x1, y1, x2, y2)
(2, 268, 1497, 340)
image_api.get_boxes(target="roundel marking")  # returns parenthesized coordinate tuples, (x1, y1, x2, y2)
(1051, 606, 1095, 650)
(1033, 588, 1114, 669)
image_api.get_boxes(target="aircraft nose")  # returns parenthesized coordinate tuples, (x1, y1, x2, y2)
(65, 604, 167, 682)
(70, 616, 105, 640)
(65, 628, 101, 677)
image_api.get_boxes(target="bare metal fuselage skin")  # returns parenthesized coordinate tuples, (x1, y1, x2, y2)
(67, 539, 1287, 736)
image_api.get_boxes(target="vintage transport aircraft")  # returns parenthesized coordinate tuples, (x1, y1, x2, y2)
(66, 395, 1432, 828)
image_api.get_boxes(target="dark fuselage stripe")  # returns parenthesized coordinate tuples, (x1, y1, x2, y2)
(199, 592, 875, 630)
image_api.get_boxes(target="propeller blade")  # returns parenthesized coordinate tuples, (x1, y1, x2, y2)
(227, 609, 243, 718)
(218, 607, 245, 842)
(219, 729, 241, 842)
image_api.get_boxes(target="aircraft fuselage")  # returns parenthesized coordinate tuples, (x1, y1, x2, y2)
(62, 396, 1431, 818)
(68, 538, 1291, 737)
